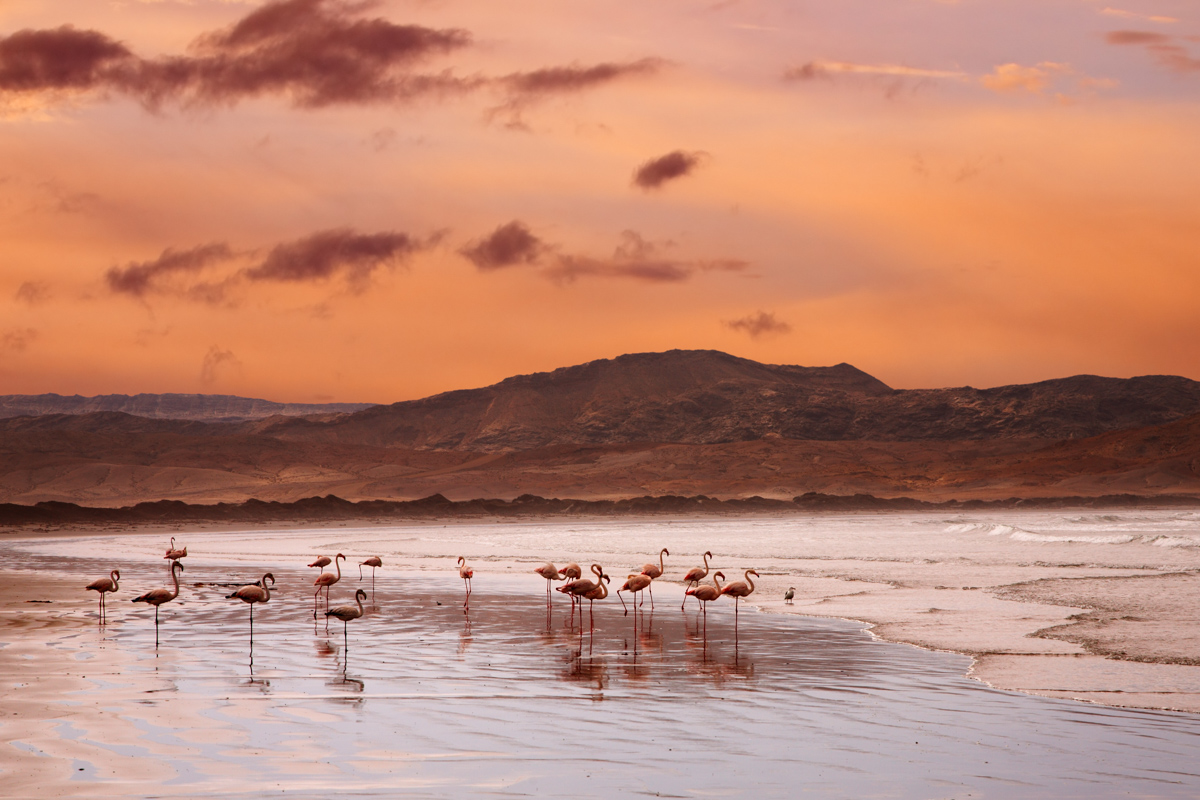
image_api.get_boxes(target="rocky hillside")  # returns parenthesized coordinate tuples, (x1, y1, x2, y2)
(255, 350, 1200, 450)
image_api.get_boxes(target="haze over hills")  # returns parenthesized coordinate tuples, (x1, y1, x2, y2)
(0, 393, 375, 423)
(1, 350, 1199, 509)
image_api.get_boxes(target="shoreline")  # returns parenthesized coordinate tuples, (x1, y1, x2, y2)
(5, 511, 1200, 717)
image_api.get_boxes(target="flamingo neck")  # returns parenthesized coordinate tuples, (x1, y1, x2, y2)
(260, 575, 272, 601)
(744, 570, 756, 593)
(110, 570, 120, 590)
(658, 550, 666, 573)
(170, 564, 181, 598)
(702, 552, 711, 570)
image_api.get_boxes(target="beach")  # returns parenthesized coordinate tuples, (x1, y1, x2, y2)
(4, 509, 1200, 797)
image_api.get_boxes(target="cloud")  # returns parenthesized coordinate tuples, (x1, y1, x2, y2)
(460, 220, 545, 270)
(489, 58, 664, 127)
(1100, 9, 1178, 24)
(784, 60, 967, 81)
(632, 150, 706, 190)
(725, 311, 791, 339)
(106, 242, 234, 297)
(1, 327, 38, 353)
(14, 281, 50, 306)
(244, 228, 420, 287)
(200, 345, 240, 385)
(1106, 30, 1171, 45)
(543, 230, 748, 284)
(106, 228, 427, 302)
(1106, 30, 1200, 73)
(0, 0, 474, 110)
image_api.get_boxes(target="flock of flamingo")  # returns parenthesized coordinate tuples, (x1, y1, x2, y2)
(85, 540, 793, 648)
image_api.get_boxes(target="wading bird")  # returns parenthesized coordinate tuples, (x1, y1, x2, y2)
(132, 560, 184, 646)
(721, 569, 759, 628)
(687, 571, 726, 625)
(458, 557, 474, 608)
(639, 548, 669, 609)
(533, 562, 564, 604)
(85, 569, 119, 623)
(559, 564, 609, 628)
(313, 553, 345, 617)
(164, 537, 187, 562)
(227, 572, 274, 641)
(618, 573, 652, 615)
(784, 587, 795, 605)
(308, 556, 331, 571)
(681, 551, 714, 610)
(359, 556, 382, 597)
(325, 589, 367, 650)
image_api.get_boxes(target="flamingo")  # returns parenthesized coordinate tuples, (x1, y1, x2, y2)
(313, 553, 345, 617)
(581, 570, 611, 630)
(85, 569, 119, 623)
(458, 557, 474, 608)
(720, 569, 759, 628)
(617, 573, 652, 615)
(784, 587, 795, 605)
(227, 572, 274, 641)
(359, 556, 382, 597)
(639, 548, 669, 609)
(559, 562, 583, 616)
(164, 536, 187, 562)
(686, 571, 726, 625)
(681, 550, 713, 610)
(533, 562, 564, 604)
(308, 556, 331, 571)
(325, 589, 367, 650)
(558, 564, 609, 628)
(132, 560, 184, 646)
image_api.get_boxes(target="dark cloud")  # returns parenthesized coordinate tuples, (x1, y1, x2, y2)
(1105, 30, 1200, 73)
(633, 150, 706, 190)
(1105, 30, 1171, 45)
(106, 243, 234, 297)
(200, 345, 240, 385)
(460, 221, 545, 270)
(543, 230, 748, 284)
(782, 62, 829, 81)
(244, 228, 420, 287)
(0, 25, 132, 92)
(0, 0, 474, 109)
(14, 281, 50, 306)
(725, 311, 791, 339)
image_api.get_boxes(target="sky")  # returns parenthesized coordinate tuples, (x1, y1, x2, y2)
(0, 0, 1197, 402)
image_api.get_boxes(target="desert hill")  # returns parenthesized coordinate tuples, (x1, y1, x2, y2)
(2, 350, 1198, 509)
(254, 350, 1200, 450)
(0, 392, 374, 423)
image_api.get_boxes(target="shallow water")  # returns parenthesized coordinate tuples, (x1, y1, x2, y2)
(6, 517, 1200, 798)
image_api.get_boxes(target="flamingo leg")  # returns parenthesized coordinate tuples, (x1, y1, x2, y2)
(154, 605, 160, 648)
(618, 590, 628, 616)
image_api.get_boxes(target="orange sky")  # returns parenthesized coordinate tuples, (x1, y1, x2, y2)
(1, 0, 1197, 402)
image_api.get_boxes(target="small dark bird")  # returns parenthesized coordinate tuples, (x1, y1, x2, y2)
(784, 587, 795, 605)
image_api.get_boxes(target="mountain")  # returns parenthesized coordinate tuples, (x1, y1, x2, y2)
(254, 350, 1200, 451)
(0, 392, 375, 423)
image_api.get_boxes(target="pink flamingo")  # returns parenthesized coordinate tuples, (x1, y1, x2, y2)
(559, 562, 583, 615)
(458, 557, 474, 608)
(687, 571, 726, 629)
(681, 551, 713, 610)
(533, 562, 564, 604)
(85, 569, 119, 623)
(313, 553, 345, 617)
(227, 573, 274, 642)
(359, 556, 382, 597)
(132, 560, 184, 646)
(720, 569, 758, 630)
(618, 573, 652, 615)
(639, 548, 669, 609)
(308, 556, 331, 571)
(325, 589, 367, 650)
(164, 537, 187, 572)
(558, 564, 609, 628)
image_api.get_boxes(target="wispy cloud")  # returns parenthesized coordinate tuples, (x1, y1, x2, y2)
(1100, 8, 1178, 24)
(725, 311, 791, 339)
(460, 221, 545, 270)
(1106, 30, 1200, 74)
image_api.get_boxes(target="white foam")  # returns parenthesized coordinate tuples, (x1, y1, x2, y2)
(1008, 531, 1137, 545)
(1148, 536, 1200, 549)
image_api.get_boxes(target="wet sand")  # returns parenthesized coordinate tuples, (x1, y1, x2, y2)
(4, 511, 1200, 796)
